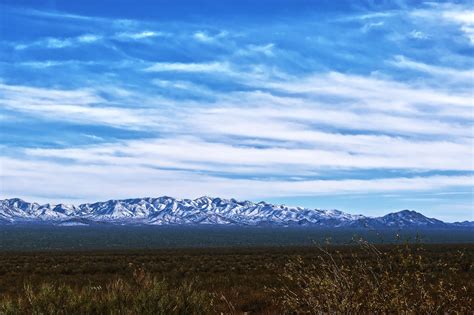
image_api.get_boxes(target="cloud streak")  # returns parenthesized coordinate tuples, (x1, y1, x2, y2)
(144, 62, 232, 73)
(1, 1, 473, 220)
(1, 156, 472, 205)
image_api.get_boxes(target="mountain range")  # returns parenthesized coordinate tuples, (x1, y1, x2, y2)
(0, 197, 472, 229)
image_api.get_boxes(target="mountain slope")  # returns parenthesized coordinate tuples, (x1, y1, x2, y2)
(0, 197, 470, 229)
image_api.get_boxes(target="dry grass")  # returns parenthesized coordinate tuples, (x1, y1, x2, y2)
(0, 269, 214, 315)
(0, 242, 472, 314)
(273, 240, 473, 314)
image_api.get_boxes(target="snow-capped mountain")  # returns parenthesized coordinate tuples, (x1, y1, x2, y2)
(0, 197, 470, 228)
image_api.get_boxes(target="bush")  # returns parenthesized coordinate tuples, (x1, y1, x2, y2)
(273, 240, 473, 314)
(1, 244, 472, 314)
(0, 269, 214, 315)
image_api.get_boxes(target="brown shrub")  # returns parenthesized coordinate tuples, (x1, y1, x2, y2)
(273, 240, 473, 314)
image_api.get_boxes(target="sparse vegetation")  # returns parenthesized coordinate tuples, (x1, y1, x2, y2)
(274, 240, 473, 314)
(0, 269, 213, 315)
(0, 241, 472, 314)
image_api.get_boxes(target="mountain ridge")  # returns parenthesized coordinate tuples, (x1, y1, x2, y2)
(0, 197, 472, 229)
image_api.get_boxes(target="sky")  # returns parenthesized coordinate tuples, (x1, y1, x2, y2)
(0, 0, 473, 221)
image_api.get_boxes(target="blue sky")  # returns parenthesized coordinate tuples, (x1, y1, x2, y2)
(0, 0, 473, 221)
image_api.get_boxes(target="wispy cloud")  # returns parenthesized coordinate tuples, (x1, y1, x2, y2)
(1, 155, 472, 205)
(266, 72, 473, 114)
(192, 30, 229, 43)
(408, 30, 428, 40)
(13, 29, 166, 50)
(1, 0, 473, 220)
(411, 3, 474, 44)
(14, 34, 102, 50)
(390, 55, 474, 82)
(237, 43, 275, 57)
(115, 31, 165, 40)
(16, 60, 98, 68)
(0, 84, 162, 128)
(2, 6, 96, 21)
(23, 134, 472, 174)
(2, 57, 472, 176)
(77, 34, 102, 43)
(362, 21, 384, 32)
(442, 10, 474, 44)
(144, 61, 232, 73)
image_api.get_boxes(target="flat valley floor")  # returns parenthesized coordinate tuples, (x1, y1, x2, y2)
(0, 227, 473, 313)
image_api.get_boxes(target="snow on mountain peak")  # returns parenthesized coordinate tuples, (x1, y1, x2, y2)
(0, 197, 468, 228)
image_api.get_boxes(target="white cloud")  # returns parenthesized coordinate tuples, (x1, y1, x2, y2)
(12, 29, 161, 51)
(2, 60, 473, 177)
(16, 60, 99, 69)
(144, 61, 231, 73)
(3, 2, 473, 217)
(0, 84, 161, 128)
(409, 30, 428, 39)
(412, 5, 474, 44)
(390, 55, 474, 82)
(45, 38, 72, 48)
(193, 31, 214, 42)
(14, 34, 102, 50)
(192, 30, 228, 43)
(265, 71, 473, 113)
(196, 99, 469, 137)
(9, 7, 99, 21)
(13, 44, 29, 50)
(238, 43, 275, 57)
(23, 132, 472, 175)
(17, 61, 64, 68)
(460, 25, 474, 44)
(1, 156, 472, 205)
(77, 34, 102, 43)
(115, 31, 164, 40)
(443, 11, 474, 25)
(441, 10, 474, 43)
(362, 21, 384, 32)
(2, 56, 473, 205)
(151, 79, 213, 95)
